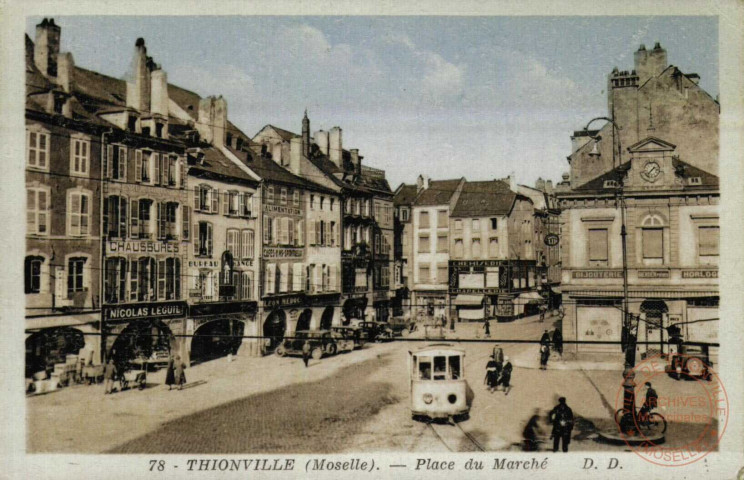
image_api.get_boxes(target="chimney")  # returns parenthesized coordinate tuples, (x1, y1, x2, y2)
(197, 96, 227, 148)
(34, 19, 61, 77)
(535, 177, 545, 191)
(56, 52, 74, 94)
(289, 137, 302, 176)
(302, 110, 310, 157)
(150, 68, 169, 118)
(314, 130, 329, 155)
(634, 41, 667, 85)
(417, 174, 430, 192)
(545, 180, 554, 194)
(350, 148, 360, 174)
(329, 126, 342, 167)
(126, 38, 150, 112)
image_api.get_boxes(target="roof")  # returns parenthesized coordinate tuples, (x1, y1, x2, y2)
(575, 158, 718, 192)
(394, 184, 418, 206)
(450, 180, 516, 217)
(188, 147, 258, 185)
(413, 179, 463, 207)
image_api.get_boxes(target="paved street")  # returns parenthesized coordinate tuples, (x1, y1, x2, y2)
(28, 314, 716, 454)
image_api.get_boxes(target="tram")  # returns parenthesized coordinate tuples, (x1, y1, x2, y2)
(409, 344, 472, 420)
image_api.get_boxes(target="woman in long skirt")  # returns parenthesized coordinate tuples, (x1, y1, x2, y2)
(174, 356, 186, 390)
(485, 355, 499, 392)
(165, 356, 176, 390)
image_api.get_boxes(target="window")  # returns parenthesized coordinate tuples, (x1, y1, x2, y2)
(489, 237, 499, 257)
(241, 230, 254, 259)
(127, 116, 137, 132)
(472, 238, 482, 257)
(437, 233, 448, 253)
(320, 196, 325, 210)
(131, 199, 152, 239)
(419, 211, 430, 229)
(264, 218, 272, 244)
(140, 151, 151, 183)
(642, 228, 664, 263)
(330, 198, 335, 211)
(293, 191, 300, 206)
(454, 239, 464, 258)
(68, 190, 91, 236)
(156, 123, 164, 138)
(454, 219, 462, 231)
(70, 137, 90, 176)
(310, 194, 315, 210)
(226, 229, 239, 256)
(588, 228, 608, 265)
(25, 256, 43, 294)
(698, 226, 719, 262)
(419, 264, 430, 283)
(160, 202, 179, 239)
(27, 187, 49, 235)
(27, 129, 50, 170)
(331, 221, 337, 246)
(296, 220, 304, 247)
(104, 257, 127, 303)
(472, 219, 480, 231)
(165, 258, 181, 300)
(136, 257, 157, 301)
(436, 265, 448, 283)
(195, 185, 215, 212)
(418, 234, 430, 253)
(167, 155, 178, 186)
(280, 188, 287, 205)
(267, 186, 274, 203)
(67, 257, 86, 294)
(195, 222, 213, 257)
(437, 210, 448, 228)
(106, 145, 127, 181)
(490, 218, 498, 230)
(181, 206, 190, 241)
(401, 208, 409, 222)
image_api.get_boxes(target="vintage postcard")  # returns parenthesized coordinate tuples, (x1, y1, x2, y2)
(1, 1, 742, 479)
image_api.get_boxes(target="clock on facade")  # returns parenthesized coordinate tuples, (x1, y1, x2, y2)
(641, 161, 662, 182)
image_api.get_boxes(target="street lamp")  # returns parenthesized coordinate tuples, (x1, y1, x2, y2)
(583, 116, 639, 434)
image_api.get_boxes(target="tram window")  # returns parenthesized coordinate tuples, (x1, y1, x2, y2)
(433, 356, 447, 380)
(449, 356, 461, 379)
(418, 359, 432, 380)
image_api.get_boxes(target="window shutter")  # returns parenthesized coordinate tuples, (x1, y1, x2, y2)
(194, 223, 199, 255)
(180, 158, 186, 189)
(211, 188, 219, 214)
(329, 266, 337, 291)
(153, 153, 160, 185)
(238, 193, 245, 217)
(272, 218, 279, 244)
(699, 226, 719, 256)
(207, 223, 213, 256)
(293, 263, 303, 291)
(263, 221, 270, 244)
(134, 150, 142, 182)
(160, 154, 167, 185)
(308, 221, 315, 246)
(193, 186, 200, 211)
(266, 264, 275, 294)
(588, 229, 608, 262)
(288, 219, 295, 246)
(130, 199, 139, 238)
(102, 196, 109, 237)
(119, 147, 127, 181)
(316, 221, 322, 246)
(156, 203, 163, 239)
(120, 198, 128, 239)
(297, 220, 304, 246)
(642, 228, 663, 259)
(223, 191, 229, 215)
(182, 206, 190, 241)
(105, 145, 113, 179)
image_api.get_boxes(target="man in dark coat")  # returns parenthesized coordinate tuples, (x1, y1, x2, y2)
(549, 397, 574, 452)
(103, 359, 117, 394)
(498, 356, 512, 394)
(484, 319, 491, 338)
(165, 355, 176, 390)
(302, 341, 311, 368)
(540, 330, 551, 346)
(552, 328, 563, 356)
(484, 355, 499, 392)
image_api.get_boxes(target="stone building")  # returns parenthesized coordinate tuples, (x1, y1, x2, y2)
(392, 183, 419, 318)
(557, 43, 720, 358)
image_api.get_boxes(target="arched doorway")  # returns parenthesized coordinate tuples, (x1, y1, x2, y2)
(640, 299, 669, 356)
(320, 306, 334, 330)
(297, 309, 313, 332)
(191, 319, 244, 364)
(109, 320, 173, 366)
(263, 310, 286, 352)
(25, 327, 85, 378)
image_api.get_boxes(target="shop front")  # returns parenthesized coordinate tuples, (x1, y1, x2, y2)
(342, 295, 368, 324)
(187, 301, 258, 361)
(452, 294, 486, 321)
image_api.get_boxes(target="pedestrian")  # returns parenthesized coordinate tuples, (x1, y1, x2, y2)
(540, 343, 550, 370)
(174, 355, 186, 390)
(540, 329, 551, 347)
(549, 397, 574, 452)
(75, 356, 84, 384)
(522, 408, 544, 451)
(302, 341, 311, 368)
(484, 355, 499, 393)
(483, 319, 491, 338)
(539, 305, 546, 322)
(552, 328, 563, 357)
(103, 358, 117, 394)
(498, 355, 512, 394)
(165, 355, 176, 390)
(638, 382, 658, 425)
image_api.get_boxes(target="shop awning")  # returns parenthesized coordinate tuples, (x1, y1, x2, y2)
(516, 291, 545, 304)
(453, 295, 484, 306)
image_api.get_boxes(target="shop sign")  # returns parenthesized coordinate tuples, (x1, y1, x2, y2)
(681, 270, 718, 279)
(106, 240, 179, 255)
(190, 301, 257, 317)
(572, 270, 623, 279)
(103, 301, 187, 321)
(450, 260, 503, 268)
(451, 288, 502, 295)
(638, 270, 670, 279)
(189, 259, 219, 268)
(306, 293, 341, 307)
(264, 294, 304, 309)
(544, 233, 560, 246)
(263, 247, 303, 259)
(264, 204, 301, 216)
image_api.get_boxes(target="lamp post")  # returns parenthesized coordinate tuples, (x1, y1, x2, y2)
(584, 116, 638, 432)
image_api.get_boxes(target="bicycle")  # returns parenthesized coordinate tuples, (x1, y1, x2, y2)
(614, 406, 667, 436)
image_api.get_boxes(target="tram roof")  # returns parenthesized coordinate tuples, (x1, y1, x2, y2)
(410, 344, 465, 356)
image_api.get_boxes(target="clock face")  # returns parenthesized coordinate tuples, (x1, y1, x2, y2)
(641, 161, 662, 182)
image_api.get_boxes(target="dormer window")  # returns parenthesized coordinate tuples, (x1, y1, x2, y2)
(688, 177, 702, 185)
(603, 180, 619, 189)
(127, 116, 137, 132)
(141, 126, 151, 136)
(54, 96, 65, 114)
(155, 123, 164, 138)
(226, 133, 233, 148)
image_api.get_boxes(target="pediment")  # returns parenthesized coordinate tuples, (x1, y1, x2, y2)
(627, 136, 676, 153)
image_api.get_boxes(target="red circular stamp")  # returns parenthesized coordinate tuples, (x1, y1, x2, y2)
(613, 353, 728, 467)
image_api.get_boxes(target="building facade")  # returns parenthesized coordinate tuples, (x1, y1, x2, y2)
(557, 43, 720, 357)
(393, 184, 418, 318)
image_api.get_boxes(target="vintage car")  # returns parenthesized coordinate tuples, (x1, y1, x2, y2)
(275, 330, 338, 359)
(329, 330, 355, 353)
(330, 326, 365, 349)
(351, 320, 394, 342)
(665, 343, 712, 380)
(388, 316, 415, 336)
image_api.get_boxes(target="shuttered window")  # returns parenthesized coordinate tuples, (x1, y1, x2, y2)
(642, 228, 663, 260)
(698, 226, 719, 256)
(418, 234, 430, 253)
(588, 228, 608, 263)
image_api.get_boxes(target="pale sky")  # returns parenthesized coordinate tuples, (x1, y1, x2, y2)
(27, 16, 718, 188)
